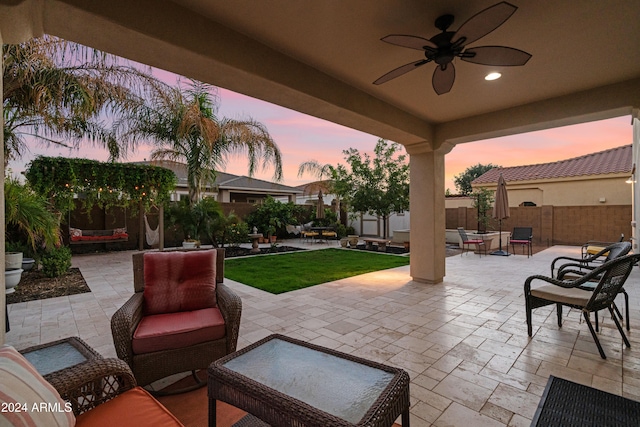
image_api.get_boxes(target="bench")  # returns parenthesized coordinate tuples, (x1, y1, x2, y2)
(363, 237, 391, 251)
(69, 227, 129, 244)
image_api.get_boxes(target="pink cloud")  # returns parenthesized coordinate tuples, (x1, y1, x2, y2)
(8, 63, 632, 194)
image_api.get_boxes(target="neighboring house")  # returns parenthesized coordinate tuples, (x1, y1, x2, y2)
(471, 144, 632, 207)
(135, 160, 302, 203)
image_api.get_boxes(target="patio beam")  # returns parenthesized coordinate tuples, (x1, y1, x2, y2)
(33, 0, 435, 147)
(435, 78, 640, 146)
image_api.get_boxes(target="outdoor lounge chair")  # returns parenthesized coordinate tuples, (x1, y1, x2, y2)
(457, 227, 486, 257)
(111, 249, 242, 394)
(525, 253, 640, 359)
(580, 233, 625, 261)
(509, 227, 533, 257)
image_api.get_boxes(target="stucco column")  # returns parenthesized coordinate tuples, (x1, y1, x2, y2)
(406, 142, 452, 284)
(0, 0, 45, 344)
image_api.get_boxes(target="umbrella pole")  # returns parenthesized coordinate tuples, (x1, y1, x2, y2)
(491, 219, 510, 256)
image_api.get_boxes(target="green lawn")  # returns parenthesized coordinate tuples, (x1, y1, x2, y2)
(224, 248, 409, 294)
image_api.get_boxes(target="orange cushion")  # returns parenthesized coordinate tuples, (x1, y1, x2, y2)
(132, 307, 226, 354)
(75, 386, 183, 427)
(143, 250, 217, 315)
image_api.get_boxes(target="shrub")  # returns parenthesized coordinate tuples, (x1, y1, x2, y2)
(226, 221, 249, 247)
(41, 247, 72, 278)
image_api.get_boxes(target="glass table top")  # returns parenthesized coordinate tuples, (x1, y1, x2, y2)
(23, 342, 88, 376)
(223, 338, 395, 423)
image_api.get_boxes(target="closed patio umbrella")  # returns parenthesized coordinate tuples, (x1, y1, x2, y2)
(316, 190, 325, 219)
(491, 174, 510, 256)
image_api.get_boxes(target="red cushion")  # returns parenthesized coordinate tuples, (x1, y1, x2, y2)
(132, 307, 226, 354)
(75, 386, 183, 427)
(143, 250, 217, 315)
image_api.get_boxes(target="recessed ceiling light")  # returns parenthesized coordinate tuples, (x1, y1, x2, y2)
(485, 72, 502, 81)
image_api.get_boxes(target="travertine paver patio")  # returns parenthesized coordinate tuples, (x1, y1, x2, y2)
(6, 243, 640, 426)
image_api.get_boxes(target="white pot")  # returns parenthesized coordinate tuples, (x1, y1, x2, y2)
(22, 258, 35, 271)
(5, 268, 23, 294)
(182, 241, 196, 249)
(5, 252, 23, 270)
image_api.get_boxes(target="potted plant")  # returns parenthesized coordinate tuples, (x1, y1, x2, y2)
(267, 225, 277, 243)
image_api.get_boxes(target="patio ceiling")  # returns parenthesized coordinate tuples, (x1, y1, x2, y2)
(5, 0, 639, 150)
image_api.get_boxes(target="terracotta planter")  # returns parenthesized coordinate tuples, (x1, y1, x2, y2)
(340, 238, 349, 248)
(270, 236, 277, 243)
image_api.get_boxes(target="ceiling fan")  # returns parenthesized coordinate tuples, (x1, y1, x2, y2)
(373, 1, 531, 95)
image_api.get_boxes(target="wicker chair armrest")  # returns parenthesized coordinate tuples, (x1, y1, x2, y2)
(556, 262, 596, 278)
(557, 268, 592, 280)
(110, 292, 144, 366)
(550, 248, 608, 275)
(47, 358, 136, 416)
(217, 283, 242, 354)
(532, 260, 614, 294)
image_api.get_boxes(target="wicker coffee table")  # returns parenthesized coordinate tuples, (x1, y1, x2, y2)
(208, 334, 410, 427)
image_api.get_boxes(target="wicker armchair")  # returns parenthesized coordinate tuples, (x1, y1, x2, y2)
(48, 357, 137, 416)
(111, 248, 242, 393)
(553, 241, 632, 332)
(525, 253, 640, 359)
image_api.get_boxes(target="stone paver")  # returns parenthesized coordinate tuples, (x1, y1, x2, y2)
(6, 242, 640, 425)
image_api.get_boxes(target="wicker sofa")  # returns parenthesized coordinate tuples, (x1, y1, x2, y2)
(0, 344, 183, 427)
(111, 248, 242, 390)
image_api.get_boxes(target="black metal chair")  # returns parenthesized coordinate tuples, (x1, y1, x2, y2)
(509, 227, 533, 257)
(525, 253, 640, 359)
(457, 227, 486, 257)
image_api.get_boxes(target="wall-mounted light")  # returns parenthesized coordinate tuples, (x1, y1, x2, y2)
(485, 72, 502, 81)
(626, 176, 634, 184)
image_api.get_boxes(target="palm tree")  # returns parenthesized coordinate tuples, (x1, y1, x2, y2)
(3, 35, 163, 165)
(297, 160, 349, 218)
(137, 80, 283, 204)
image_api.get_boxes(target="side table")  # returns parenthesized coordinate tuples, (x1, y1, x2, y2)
(209, 334, 410, 427)
(20, 336, 102, 382)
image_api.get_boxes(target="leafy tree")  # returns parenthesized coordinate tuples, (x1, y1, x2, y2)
(342, 139, 409, 239)
(134, 80, 283, 205)
(470, 187, 494, 233)
(245, 196, 306, 237)
(3, 35, 162, 165)
(453, 163, 499, 195)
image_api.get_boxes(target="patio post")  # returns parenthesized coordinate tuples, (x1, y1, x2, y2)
(406, 142, 451, 284)
(0, 0, 46, 344)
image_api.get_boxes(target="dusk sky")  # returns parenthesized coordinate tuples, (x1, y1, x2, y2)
(9, 67, 632, 193)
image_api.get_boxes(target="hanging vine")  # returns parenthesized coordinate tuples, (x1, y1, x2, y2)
(25, 156, 177, 213)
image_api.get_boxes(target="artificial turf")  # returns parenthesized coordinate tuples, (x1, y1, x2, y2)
(224, 248, 409, 294)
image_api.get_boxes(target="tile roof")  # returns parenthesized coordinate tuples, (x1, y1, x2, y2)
(133, 160, 301, 193)
(472, 144, 632, 185)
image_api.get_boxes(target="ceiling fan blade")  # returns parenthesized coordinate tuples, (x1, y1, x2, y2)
(381, 34, 437, 50)
(373, 60, 430, 85)
(432, 63, 455, 95)
(461, 46, 531, 66)
(453, 2, 517, 46)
